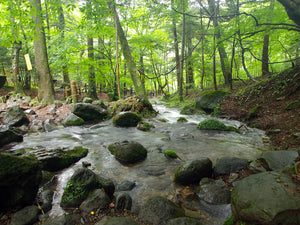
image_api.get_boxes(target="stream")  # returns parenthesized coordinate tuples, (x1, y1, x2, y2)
(11, 103, 269, 225)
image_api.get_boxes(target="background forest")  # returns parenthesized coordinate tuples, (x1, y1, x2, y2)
(0, 0, 299, 103)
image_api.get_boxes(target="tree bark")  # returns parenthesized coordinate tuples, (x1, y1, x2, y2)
(111, 2, 148, 100)
(11, 41, 23, 93)
(277, 0, 300, 26)
(207, 0, 231, 85)
(179, 0, 185, 102)
(30, 0, 55, 104)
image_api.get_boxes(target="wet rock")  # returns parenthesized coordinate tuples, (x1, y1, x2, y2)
(248, 160, 266, 174)
(103, 217, 138, 225)
(61, 168, 99, 208)
(113, 112, 141, 127)
(92, 100, 108, 109)
(197, 179, 231, 204)
(174, 158, 212, 185)
(167, 217, 202, 225)
(96, 174, 115, 199)
(44, 119, 58, 132)
(259, 150, 298, 171)
(115, 193, 132, 210)
(3, 105, 29, 127)
(83, 97, 93, 103)
(108, 140, 147, 164)
(42, 214, 80, 225)
(195, 90, 228, 114)
(231, 171, 300, 225)
(137, 121, 155, 131)
(9, 205, 39, 225)
(24, 109, 35, 115)
(47, 104, 56, 114)
(0, 126, 23, 147)
(37, 189, 54, 213)
(24, 146, 88, 171)
(139, 196, 185, 225)
(63, 113, 85, 126)
(117, 180, 136, 191)
(197, 118, 226, 131)
(214, 157, 248, 176)
(0, 153, 41, 210)
(72, 103, 108, 121)
(79, 189, 110, 214)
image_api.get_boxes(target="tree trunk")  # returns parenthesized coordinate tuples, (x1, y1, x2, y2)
(30, 0, 55, 104)
(114, 14, 121, 100)
(186, 34, 194, 93)
(277, 0, 300, 26)
(111, 2, 148, 100)
(44, 0, 51, 42)
(207, 0, 231, 85)
(87, 36, 98, 99)
(179, 0, 186, 102)
(12, 41, 23, 93)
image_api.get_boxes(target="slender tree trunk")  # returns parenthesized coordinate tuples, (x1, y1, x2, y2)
(200, 8, 205, 90)
(87, 36, 98, 99)
(12, 41, 23, 93)
(111, 2, 148, 100)
(114, 14, 121, 100)
(186, 32, 194, 94)
(261, 0, 274, 76)
(213, 32, 217, 90)
(30, 0, 55, 104)
(179, 0, 186, 102)
(44, 0, 51, 42)
(207, 0, 231, 85)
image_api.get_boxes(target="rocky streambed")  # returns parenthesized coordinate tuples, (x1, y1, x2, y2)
(1, 102, 300, 225)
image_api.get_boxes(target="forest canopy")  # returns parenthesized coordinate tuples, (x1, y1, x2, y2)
(0, 0, 299, 103)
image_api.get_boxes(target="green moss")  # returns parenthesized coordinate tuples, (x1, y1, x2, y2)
(65, 117, 84, 126)
(197, 118, 227, 130)
(223, 215, 236, 225)
(158, 119, 167, 122)
(164, 150, 179, 159)
(137, 122, 155, 131)
(225, 126, 241, 133)
(113, 112, 141, 127)
(61, 179, 87, 203)
(177, 117, 188, 122)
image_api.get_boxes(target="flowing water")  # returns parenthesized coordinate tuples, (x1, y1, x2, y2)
(11, 104, 268, 224)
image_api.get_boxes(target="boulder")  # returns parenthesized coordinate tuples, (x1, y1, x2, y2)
(174, 158, 212, 185)
(0, 126, 23, 147)
(259, 150, 298, 171)
(9, 205, 39, 225)
(63, 113, 85, 126)
(138, 196, 185, 225)
(3, 105, 29, 127)
(103, 217, 138, 225)
(72, 103, 108, 121)
(24, 146, 88, 171)
(79, 189, 110, 214)
(195, 90, 228, 113)
(167, 217, 202, 225)
(42, 214, 80, 225)
(96, 174, 115, 199)
(37, 189, 54, 213)
(60, 168, 99, 208)
(197, 179, 231, 204)
(197, 118, 226, 131)
(113, 112, 141, 127)
(108, 140, 147, 164)
(117, 180, 136, 191)
(214, 157, 248, 176)
(115, 193, 132, 210)
(231, 171, 300, 225)
(0, 153, 42, 210)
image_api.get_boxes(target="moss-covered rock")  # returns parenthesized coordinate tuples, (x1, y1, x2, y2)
(196, 90, 229, 114)
(0, 153, 42, 210)
(109, 96, 157, 117)
(3, 105, 30, 127)
(104, 217, 138, 225)
(0, 126, 23, 148)
(24, 146, 88, 171)
(164, 150, 182, 160)
(137, 121, 155, 131)
(180, 105, 195, 115)
(63, 113, 85, 126)
(177, 117, 188, 123)
(113, 112, 141, 127)
(108, 140, 147, 164)
(72, 103, 108, 121)
(197, 118, 227, 130)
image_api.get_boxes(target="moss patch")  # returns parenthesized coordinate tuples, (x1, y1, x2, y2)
(177, 117, 188, 123)
(197, 118, 240, 133)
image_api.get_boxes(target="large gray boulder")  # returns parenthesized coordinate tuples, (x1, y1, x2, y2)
(0, 153, 42, 210)
(195, 90, 228, 114)
(72, 103, 108, 121)
(108, 140, 147, 164)
(138, 196, 185, 225)
(112, 112, 141, 127)
(214, 157, 248, 177)
(231, 171, 300, 225)
(259, 150, 298, 171)
(167, 217, 202, 225)
(9, 205, 39, 225)
(63, 113, 84, 126)
(174, 158, 212, 185)
(0, 126, 23, 147)
(79, 189, 110, 214)
(2, 105, 29, 127)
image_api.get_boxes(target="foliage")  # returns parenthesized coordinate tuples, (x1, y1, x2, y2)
(177, 117, 188, 122)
